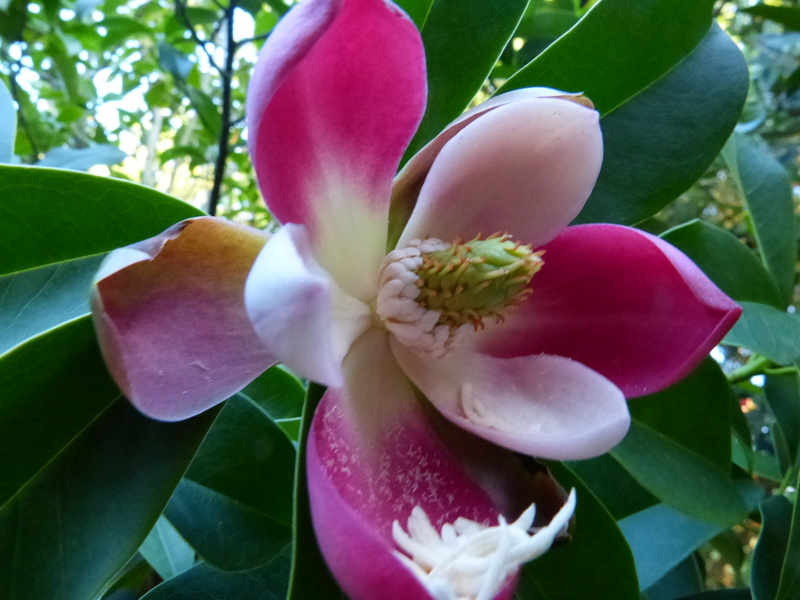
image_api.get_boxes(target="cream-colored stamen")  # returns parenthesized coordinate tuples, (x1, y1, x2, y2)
(392, 489, 576, 600)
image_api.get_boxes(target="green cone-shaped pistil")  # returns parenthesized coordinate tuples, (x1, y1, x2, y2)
(414, 235, 543, 328)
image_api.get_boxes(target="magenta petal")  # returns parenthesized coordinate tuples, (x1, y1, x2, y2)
(92, 218, 274, 421)
(398, 97, 602, 249)
(478, 224, 742, 398)
(247, 0, 426, 297)
(392, 342, 630, 460)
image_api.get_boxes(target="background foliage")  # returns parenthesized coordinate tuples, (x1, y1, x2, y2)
(1, 0, 800, 599)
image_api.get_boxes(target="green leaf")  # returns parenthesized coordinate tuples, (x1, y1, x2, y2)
(0, 165, 203, 276)
(618, 503, 727, 591)
(287, 383, 343, 600)
(0, 77, 15, 164)
(0, 254, 106, 355)
(752, 495, 793, 600)
(777, 478, 800, 600)
(628, 358, 732, 472)
(500, 0, 715, 113)
(722, 135, 797, 305)
(724, 302, 800, 366)
(661, 220, 784, 309)
(239, 366, 306, 441)
(764, 372, 800, 472)
(645, 555, 704, 600)
(139, 516, 195, 581)
(393, 0, 432, 28)
(142, 547, 293, 600)
(675, 591, 752, 600)
(575, 23, 747, 225)
(165, 389, 297, 571)
(158, 41, 195, 82)
(186, 86, 221, 137)
(742, 4, 800, 30)
(517, 462, 639, 600)
(611, 420, 746, 525)
(0, 317, 217, 600)
(402, 0, 528, 160)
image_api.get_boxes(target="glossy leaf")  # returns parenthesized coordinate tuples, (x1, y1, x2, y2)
(725, 302, 800, 366)
(661, 220, 784, 309)
(764, 372, 800, 471)
(517, 462, 639, 600)
(777, 487, 800, 600)
(722, 135, 797, 306)
(0, 254, 105, 355)
(287, 383, 343, 600)
(628, 358, 732, 472)
(238, 366, 306, 441)
(139, 516, 195, 581)
(575, 24, 747, 225)
(752, 495, 793, 600)
(0, 165, 203, 275)
(165, 388, 297, 571)
(142, 547, 293, 600)
(619, 503, 727, 591)
(403, 0, 528, 159)
(0, 317, 217, 600)
(0, 77, 15, 164)
(393, 0, 432, 28)
(611, 421, 746, 525)
(644, 555, 704, 600)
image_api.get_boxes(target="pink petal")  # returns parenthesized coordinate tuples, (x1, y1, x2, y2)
(244, 224, 370, 387)
(308, 329, 568, 599)
(397, 97, 602, 249)
(392, 342, 629, 460)
(477, 224, 742, 398)
(247, 0, 426, 299)
(92, 218, 273, 421)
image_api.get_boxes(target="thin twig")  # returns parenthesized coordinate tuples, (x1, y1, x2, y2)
(175, 0, 225, 75)
(207, 0, 237, 216)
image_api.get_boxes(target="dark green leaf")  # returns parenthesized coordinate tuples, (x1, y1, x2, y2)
(611, 421, 746, 525)
(725, 302, 800, 366)
(0, 254, 105, 355)
(517, 462, 639, 600)
(675, 591, 752, 600)
(0, 165, 204, 276)
(239, 366, 306, 441)
(628, 358, 732, 471)
(661, 220, 783, 309)
(644, 555, 704, 600)
(618, 503, 726, 591)
(500, 0, 714, 112)
(287, 383, 343, 600)
(186, 86, 221, 136)
(142, 547, 292, 600)
(0, 317, 216, 600)
(0, 77, 15, 164)
(764, 372, 800, 472)
(393, 0, 433, 28)
(722, 135, 796, 305)
(777, 475, 800, 600)
(403, 0, 528, 159)
(742, 4, 800, 30)
(752, 495, 793, 600)
(165, 389, 296, 571)
(158, 41, 195, 82)
(575, 24, 747, 225)
(36, 144, 127, 171)
(565, 453, 657, 520)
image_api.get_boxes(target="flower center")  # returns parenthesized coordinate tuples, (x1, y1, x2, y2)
(376, 235, 543, 356)
(392, 489, 576, 600)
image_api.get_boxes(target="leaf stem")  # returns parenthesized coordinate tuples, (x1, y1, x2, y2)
(727, 354, 774, 384)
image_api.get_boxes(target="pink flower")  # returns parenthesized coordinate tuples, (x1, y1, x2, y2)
(91, 0, 741, 598)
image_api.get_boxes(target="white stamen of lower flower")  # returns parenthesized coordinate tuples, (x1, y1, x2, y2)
(392, 489, 576, 600)
(376, 238, 471, 357)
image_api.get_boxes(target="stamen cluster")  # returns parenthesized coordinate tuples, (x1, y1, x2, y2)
(392, 490, 576, 600)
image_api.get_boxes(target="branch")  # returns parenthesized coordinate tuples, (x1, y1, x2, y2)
(175, 0, 224, 75)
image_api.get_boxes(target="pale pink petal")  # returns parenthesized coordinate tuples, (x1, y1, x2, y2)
(390, 89, 588, 243)
(308, 329, 568, 599)
(397, 97, 602, 249)
(92, 218, 273, 421)
(244, 224, 370, 387)
(246, 0, 426, 300)
(477, 224, 742, 398)
(392, 341, 629, 460)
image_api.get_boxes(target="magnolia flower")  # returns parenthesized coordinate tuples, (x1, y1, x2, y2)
(91, 0, 741, 598)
